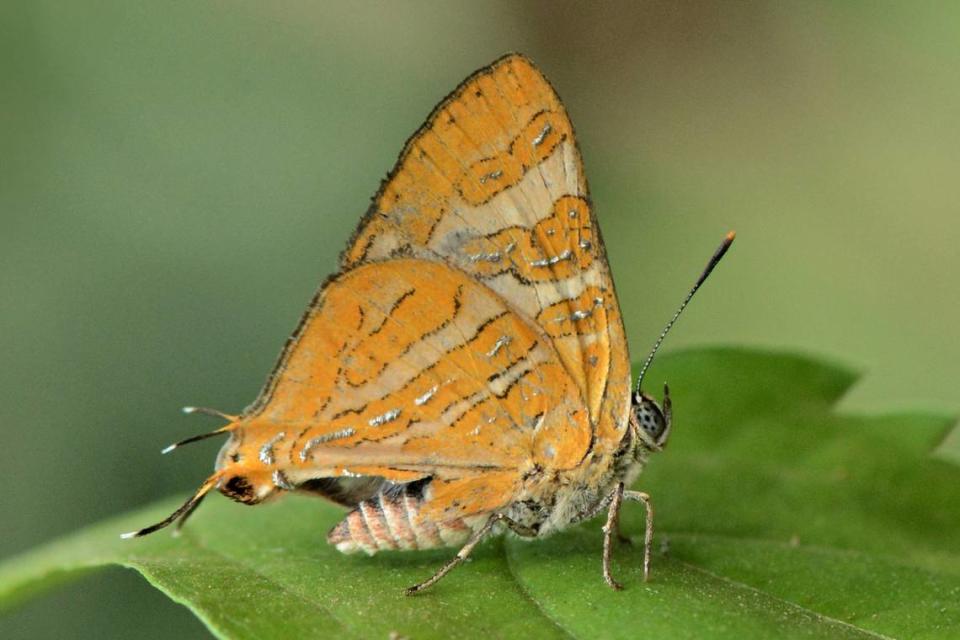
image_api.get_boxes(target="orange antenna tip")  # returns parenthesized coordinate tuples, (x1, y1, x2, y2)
(726, 230, 736, 241)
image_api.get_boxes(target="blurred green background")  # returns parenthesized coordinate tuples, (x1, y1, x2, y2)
(2, 1, 958, 638)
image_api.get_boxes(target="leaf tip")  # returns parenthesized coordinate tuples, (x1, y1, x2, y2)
(933, 419, 960, 467)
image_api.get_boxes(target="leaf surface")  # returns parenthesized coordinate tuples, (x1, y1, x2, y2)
(2, 348, 958, 639)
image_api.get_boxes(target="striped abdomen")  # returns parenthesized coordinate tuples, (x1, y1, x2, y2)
(327, 487, 484, 555)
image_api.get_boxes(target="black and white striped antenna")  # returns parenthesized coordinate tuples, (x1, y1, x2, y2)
(635, 231, 736, 392)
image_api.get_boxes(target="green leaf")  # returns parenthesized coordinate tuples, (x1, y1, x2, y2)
(934, 422, 960, 468)
(2, 348, 958, 639)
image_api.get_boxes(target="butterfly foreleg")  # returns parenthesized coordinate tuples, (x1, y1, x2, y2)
(404, 512, 522, 596)
(601, 482, 654, 590)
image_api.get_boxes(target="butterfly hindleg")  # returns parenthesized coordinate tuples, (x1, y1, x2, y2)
(404, 512, 530, 595)
(602, 482, 654, 590)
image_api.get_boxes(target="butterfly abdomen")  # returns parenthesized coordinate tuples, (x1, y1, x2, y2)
(327, 487, 476, 555)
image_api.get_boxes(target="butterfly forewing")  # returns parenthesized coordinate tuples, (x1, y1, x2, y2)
(342, 54, 631, 449)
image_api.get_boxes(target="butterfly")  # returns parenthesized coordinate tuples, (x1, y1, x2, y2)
(124, 53, 733, 594)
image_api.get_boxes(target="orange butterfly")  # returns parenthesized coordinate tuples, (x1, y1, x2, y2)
(125, 53, 733, 594)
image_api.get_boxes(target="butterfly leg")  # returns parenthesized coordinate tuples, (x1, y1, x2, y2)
(602, 483, 655, 589)
(602, 483, 626, 590)
(404, 512, 511, 596)
(624, 489, 654, 582)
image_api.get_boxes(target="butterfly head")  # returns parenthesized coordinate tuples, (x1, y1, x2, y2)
(630, 232, 734, 451)
(631, 384, 672, 450)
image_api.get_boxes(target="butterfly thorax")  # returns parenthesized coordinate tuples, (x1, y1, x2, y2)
(503, 392, 666, 537)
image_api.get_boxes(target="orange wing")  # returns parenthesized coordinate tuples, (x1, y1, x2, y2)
(237, 258, 590, 519)
(342, 54, 631, 451)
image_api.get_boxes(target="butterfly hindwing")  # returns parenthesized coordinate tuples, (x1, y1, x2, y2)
(241, 258, 591, 518)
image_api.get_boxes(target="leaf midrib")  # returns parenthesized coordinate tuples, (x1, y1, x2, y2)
(674, 558, 895, 640)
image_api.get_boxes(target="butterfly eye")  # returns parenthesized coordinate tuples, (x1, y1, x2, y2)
(633, 394, 669, 446)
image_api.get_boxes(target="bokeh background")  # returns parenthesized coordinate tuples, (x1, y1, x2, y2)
(3, 2, 958, 637)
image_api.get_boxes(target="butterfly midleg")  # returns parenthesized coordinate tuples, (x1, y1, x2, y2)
(405, 512, 524, 595)
(602, 483, 654, 590)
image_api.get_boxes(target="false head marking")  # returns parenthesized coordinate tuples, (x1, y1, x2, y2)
(218, 468, 279, 505)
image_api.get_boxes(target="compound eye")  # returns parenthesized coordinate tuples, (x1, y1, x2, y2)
(635, 400, 667, 443)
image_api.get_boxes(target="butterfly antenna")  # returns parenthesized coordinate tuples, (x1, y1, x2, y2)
(635, 231, 736, 392)
(160, 407, 239, 454)
(120, 473, 221, 539)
